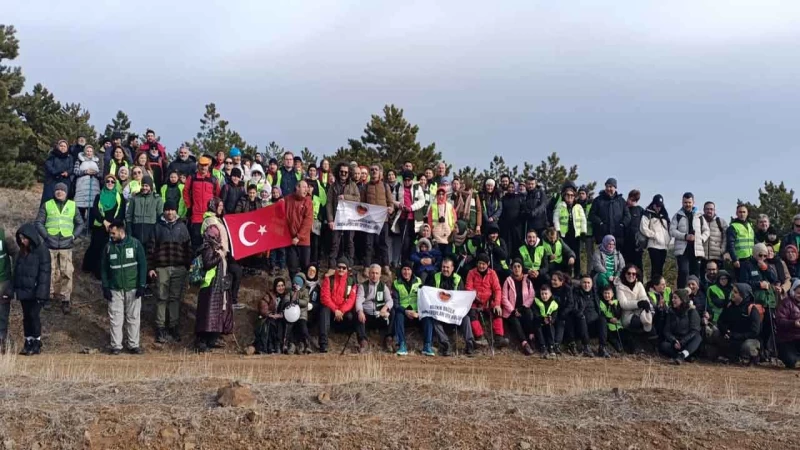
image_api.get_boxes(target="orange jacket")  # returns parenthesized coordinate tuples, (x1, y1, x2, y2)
(466, 268, 501, 309)
(285, 193, 313, 246)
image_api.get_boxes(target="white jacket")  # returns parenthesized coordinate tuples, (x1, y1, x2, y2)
(614, 278, 652, 331)
(391, 183, 426, 233)
(639, 209, 671, 250)
(702, 215, 728, 261)
(669, 209, 710, 257)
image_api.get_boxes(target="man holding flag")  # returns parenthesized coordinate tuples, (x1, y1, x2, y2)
(422, 256, 476, 356)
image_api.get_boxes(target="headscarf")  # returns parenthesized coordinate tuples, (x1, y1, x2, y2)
(599, 235, 616, 255)
(99, 176, 119, 211)
(207, 197, 223, 214)
(204, 223, 221, 246)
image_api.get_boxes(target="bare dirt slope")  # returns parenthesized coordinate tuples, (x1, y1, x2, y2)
(2, 188, 800, 449)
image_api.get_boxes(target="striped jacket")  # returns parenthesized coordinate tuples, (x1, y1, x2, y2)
(146, 217, 193, 269)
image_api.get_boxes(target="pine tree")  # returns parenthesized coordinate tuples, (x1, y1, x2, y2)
(301, 147, 318, 167)
(325, 104, 443, 171)
(102, 110, 132, 139)
(533, 152, 596, 196)
(739, 181, 800, 236)
(188, 103, 257, 157)
(264, 141, 286, 162)
(0, 25, 35, 188)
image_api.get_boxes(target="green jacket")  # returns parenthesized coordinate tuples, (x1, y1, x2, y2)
(125, 191, 164, 229)
(101, 235, 147, 292)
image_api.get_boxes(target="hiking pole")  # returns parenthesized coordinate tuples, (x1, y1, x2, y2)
(769, 305, 779, 363)
(340, 331, 354, 356)
(615, 328, 624, 355)
(477, 310, 493, 356)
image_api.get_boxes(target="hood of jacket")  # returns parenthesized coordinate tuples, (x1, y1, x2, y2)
(250, 163, 265, 177)
(78, 152, 99, 164)
(16, 223, 42, 249)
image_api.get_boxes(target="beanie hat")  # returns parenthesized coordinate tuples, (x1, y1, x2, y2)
(734, 283, 753, 301)
(686, 275, 700, 287)
(142, 176, 154, 189)
(753, 242, 768, 257)
(675, 289, 690, 303)
(54, 182, 68, 193)
(485, 222, 500, 235)
(163, 201, 178, 211)
(792, 279, 800, 294)
(231, 167, 243, 178)
(293, 275, 304, 288)
(229, 147, 241, 157)
(336, 256, 350, 267)
(400, 260, 414, 270)
(476, 252, 490, 264)
(604, 178, 617, 188)
(651, 194, 664, 207)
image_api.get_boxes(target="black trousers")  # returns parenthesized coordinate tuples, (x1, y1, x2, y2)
(586, 315, 608, 347)
(364, 223, 389, 267)
(227, 258, 242, 304)
(676, 246, 700, 288)
(310, 233, 322, 267)
(190, 223, 203, 250)
(533, 316, 555, 349)
(505, 308, 535, 343)
(563, 234, 580, 277)
(329, 230, 354, 267)
(778, 341, 800, 369)
(287, 245, 311, 278)
(318, 306, 357, 349)
(284, 318, 310, 345)
(555, 309, 589, 346)
(355, 313, 393, 342)
(21, 300, 41, 338)
(500, 222, 523, 258)
(658, 334, 702, 358)
(398, 219, 416, 263)
(648, 248, 667, 283)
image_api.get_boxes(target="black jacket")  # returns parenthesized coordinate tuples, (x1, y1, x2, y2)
(551, 284, 575, 313)
(167, 155, 197, 178)
(589, 191, 631, 245)
(625, 205, 644, 250)
(480, 237, 508, 270)
(13, 223, 51, 302)
(718, 300, 761, 342)
(220, 181, 246, 215)
(662, 305, 701, 345)
(574, 286, 601, 322)
(738, 257, 777, 292)
(500, 193, 523, 228)
(42, 149, 75, 204)
(522, 186, 547, 231)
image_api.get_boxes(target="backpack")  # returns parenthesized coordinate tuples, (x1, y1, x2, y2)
(189, 254, 206, 285)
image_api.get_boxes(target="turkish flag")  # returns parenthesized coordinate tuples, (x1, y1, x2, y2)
(223, 202, 293, 260)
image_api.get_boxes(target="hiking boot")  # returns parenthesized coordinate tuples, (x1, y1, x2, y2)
(129, 347, 144, 355)
(210, 339, 226, 349)
(553, 344, 562, 355)
(474, 337, 489, 347)
(422, 343, 435, 357)
(358, 339, 369, 354)
(61, 301, 71, 315)
(194, 342, 208, 353)
(19, 340, 32, 356)
(521, 342, 534, 356)
(582, 345, 594, 358)
(319, 345, 328, 354)
(156, 328, 168, 344)
(440, 341, 452, 357)
(110, 348, 122, 355)
(465, 340, 476, 356)
(672, 356, 683, 365)
(494, 336, 509, 349)
(383, 335, 394, 353)
(0, 338, 5, 355)
(396, 342, 409, 356)
(598, 346, 612, 358)
(566, 342, 578, 356)
(286, 343, 296, 355)
(30, 340, 41, 355)
(233, 303, 246, 310)
(539, 347, 549, 359)
(169, 327, 182, 342)
(303, 340, 313, 354)
(42, 300, 52, 311)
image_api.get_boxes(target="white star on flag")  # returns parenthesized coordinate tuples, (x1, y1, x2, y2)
(258, 225, 267, 235)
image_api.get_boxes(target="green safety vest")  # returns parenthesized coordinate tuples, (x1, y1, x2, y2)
(599, 299, 622, 331)
(543, 240, 564, 264)
(534, 298, 558, 318)
(648, 287, 672, 307)
(108, 160, 128, 178)
(127, 179, 142, 196)
(585, 203, 593, 236)
(94, 191, 123, 227)
(0, 228, 8, 283)
(557, 202, 585, 237)
(430, 202, 455, 230)
(160, 184, 187, 218)
(706, 285, 728, 323)
(328, 274, 357, 298)
(312, 179, 327, 214)
(212, 168, 226, 185)
(44, 199, 76, 237)
(394, 277, 422, 311)
(433, 272, 462, 289)
(519, 244, 546, 271)
(452, 239, 478, 256)
(361, 281, 388, 309)
(731, 222, 754, 259)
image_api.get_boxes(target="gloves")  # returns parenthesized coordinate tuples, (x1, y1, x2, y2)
(37, 298, 48, 306)
(637, 300, 652, 312)
(103, 289, 112, 301)
(135, 287, 146, 299)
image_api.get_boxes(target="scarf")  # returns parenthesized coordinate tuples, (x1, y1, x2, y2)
(599, 235, 616, 255)
(99, 186, 118, 211)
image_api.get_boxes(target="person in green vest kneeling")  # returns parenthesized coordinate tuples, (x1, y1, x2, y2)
(392, 261, 423, 356)
(35, 182, 85, 314)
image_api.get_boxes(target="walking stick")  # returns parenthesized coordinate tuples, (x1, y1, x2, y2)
(769, 305, 779, 363)
(615, 327, 624, 354)
(488, 308, 496, 357)
(477, 310, 493, 357)
(340, 331, 354, 356)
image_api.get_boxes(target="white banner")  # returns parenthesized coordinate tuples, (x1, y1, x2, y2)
(417, 286, 475, 325)
(334, 200, 388, 235)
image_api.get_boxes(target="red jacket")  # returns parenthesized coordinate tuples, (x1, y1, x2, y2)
(183, 171, 220, 224)
(321, 272, 357, 313)
(466, 268, 501, 309)
(285, 193, 313, 246)
(139, 141, 167, 161)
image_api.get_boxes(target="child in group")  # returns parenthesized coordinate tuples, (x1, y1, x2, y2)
(599, 284, 624, 353)
(259, 187, 271, 208)
(533, 284, 559, 359)
(280, 274, 312, 354)
(410, 238, 441, 284)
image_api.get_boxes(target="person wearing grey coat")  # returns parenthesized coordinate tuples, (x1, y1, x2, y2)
(73, 147, 102, 223)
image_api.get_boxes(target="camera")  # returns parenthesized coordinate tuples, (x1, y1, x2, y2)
(438, 216, 445, 224)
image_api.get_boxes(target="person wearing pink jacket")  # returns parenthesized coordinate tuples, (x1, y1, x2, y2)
(501, 259, 536, 355)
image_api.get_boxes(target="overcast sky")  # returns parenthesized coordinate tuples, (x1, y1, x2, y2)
(6, 1, 800, 216)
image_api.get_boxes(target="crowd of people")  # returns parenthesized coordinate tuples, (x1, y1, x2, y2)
(1, 133, 800, 369)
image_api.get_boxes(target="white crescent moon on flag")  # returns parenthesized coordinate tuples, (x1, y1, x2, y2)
(239, 221, 258, 247)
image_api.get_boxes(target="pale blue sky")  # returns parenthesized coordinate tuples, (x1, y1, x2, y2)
(6, 1, 800, 217)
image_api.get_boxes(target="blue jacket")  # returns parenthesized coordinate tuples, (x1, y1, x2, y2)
(411, 248, 441, 275)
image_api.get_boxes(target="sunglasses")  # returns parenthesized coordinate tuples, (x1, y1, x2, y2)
(339, 171, 349, 175)
(105, 180, 116, 184)
(370, 168, 380, 172)
(132, 171, 142, 174)
(225, 161, 233, 164)
(336, 265, 348, 270)
(794, 223, 800, 228)
(626, 272, 637, 276)
(757, 253, 768, 258)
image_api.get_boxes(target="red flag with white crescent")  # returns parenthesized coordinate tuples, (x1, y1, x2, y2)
(223, 201, 293, 260)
